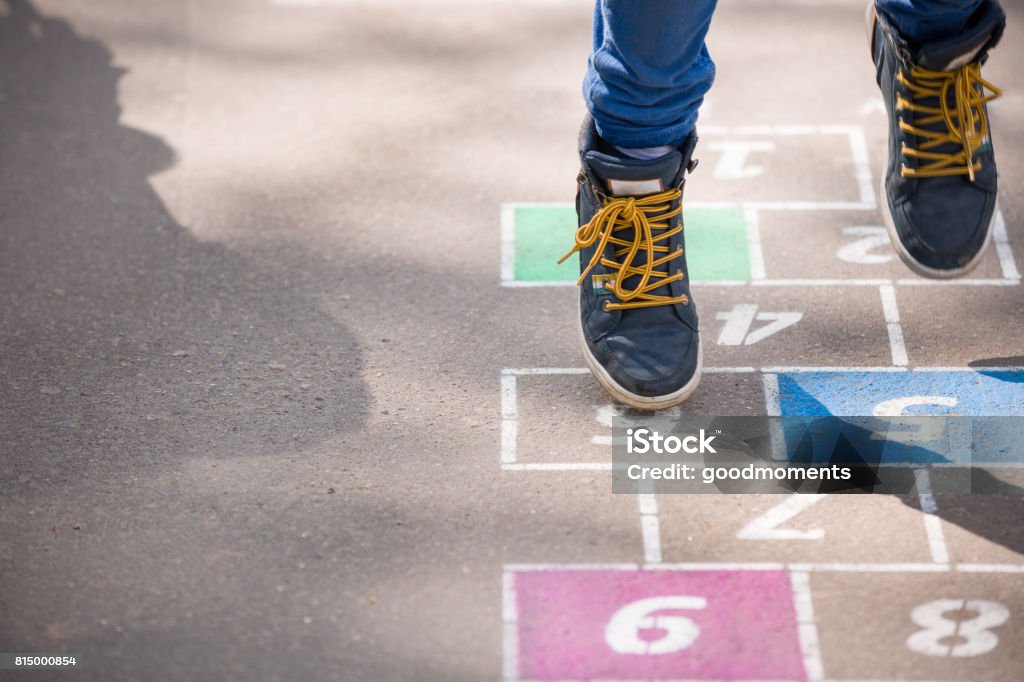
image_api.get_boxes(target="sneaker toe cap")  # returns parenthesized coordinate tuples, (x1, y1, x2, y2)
(593, 324, 700, 398)
(892, 187, 995, 271)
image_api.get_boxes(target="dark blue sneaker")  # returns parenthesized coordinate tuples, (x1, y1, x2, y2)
(867, 1, 1005, 278)
(559, 117, 701, 410)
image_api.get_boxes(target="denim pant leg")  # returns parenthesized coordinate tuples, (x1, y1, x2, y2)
(583, 0, 718, 149)
(875, 0, 989, 42)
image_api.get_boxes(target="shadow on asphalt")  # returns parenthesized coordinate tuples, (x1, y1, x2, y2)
(0, 2, 378, 678)
(778, 381, 1024, 558)
(0, 0, 368, 475)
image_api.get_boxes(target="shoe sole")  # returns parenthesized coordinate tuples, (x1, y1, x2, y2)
(577, 308, 703, 411)
(879, 146, 996, 279)
(867, 2, 996, 280)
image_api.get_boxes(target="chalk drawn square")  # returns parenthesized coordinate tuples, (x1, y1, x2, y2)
(513, 568, 805, 681)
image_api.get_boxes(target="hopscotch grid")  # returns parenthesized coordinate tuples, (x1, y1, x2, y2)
(497, 127, 1021, 682)
(500, 180, 1021, 675)
(501, 125, 1015, 290)
(499, 202, 1020, 288)
(500, 365, 1024, 467)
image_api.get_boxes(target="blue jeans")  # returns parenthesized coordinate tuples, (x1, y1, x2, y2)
(585, 0, 989, 148)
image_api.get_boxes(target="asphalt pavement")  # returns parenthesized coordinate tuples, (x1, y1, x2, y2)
(2, 0, 1024, 680)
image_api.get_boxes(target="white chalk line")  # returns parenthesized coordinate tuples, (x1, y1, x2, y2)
(846, 126, 876, 207)
(501, 572, 519, 682)
(503, 275, 1019, 288)
(878, 284, 908, 367)
(914, 468, 950, 565)
(993, 209, 1020, 281)
(502, 365, 1024, 373)
(745, 207, 767, 280)
(791, 571, 826, 681)
(502, 461, 1024, 471)
(500, 203, 516, 285)
(505, 562, 1024, 573)
(637, 493, 662, 564)
(503, 462, 612, 471)
(501, 199, 878, 212)
(502, 366, 897, 375)
(761, 372, 789, 462)
(501, 374, 517, 464)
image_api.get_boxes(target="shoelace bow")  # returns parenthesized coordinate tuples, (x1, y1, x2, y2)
(557, 188, 688, 310)
(897, 62, 1001, 181)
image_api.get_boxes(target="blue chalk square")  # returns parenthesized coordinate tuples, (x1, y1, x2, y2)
(776, 370, 1024, 465)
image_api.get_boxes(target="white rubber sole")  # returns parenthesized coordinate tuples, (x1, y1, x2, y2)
(879, 146, 996, 279)
(577, 312, 703, 412)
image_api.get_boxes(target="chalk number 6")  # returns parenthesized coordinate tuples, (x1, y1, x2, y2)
(605, 596, 707, 655)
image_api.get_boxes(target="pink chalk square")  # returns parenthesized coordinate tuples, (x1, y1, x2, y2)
(513, 569, 806, 681)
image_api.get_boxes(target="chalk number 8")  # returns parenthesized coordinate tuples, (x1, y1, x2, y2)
(906, 599, 1010, 657)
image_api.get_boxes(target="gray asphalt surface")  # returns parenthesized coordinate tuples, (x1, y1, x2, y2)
(2, 0, 1023, 680)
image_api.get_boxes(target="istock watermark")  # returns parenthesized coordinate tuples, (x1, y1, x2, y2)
(610, 415, 1024, 495)
(624, 462, 853, 484)
(626, 427, 718, 454)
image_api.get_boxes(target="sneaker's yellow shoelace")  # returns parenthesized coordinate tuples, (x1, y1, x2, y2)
(897, 62, 1001, 181)
(557, 189, 688, 310)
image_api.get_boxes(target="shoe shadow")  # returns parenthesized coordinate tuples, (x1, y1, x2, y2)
(969, 356, 1024, 383)
(778, 378, 1024, 559)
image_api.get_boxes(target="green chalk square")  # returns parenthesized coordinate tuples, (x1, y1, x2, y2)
(511, 205, 752, 282)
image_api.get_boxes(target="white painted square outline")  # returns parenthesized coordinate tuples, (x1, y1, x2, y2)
(501, 561, 1024, 682)
(501, 366, 1024, 471)
(502, 204, 1018, 289)
(500, 125, 1020, 289)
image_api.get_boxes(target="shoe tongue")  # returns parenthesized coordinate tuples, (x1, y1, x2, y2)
(915, 35, 990, 71)
(911, 4, 1003, 71)
(584, 150, 683, 197)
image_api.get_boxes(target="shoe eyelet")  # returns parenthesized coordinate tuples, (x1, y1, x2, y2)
(602, 301, 611, 312)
